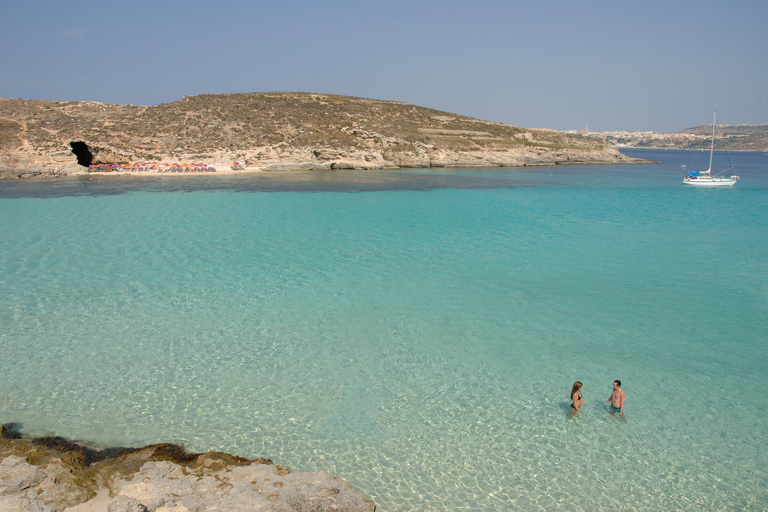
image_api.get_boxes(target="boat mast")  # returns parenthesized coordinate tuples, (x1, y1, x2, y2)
(708, 111, 716, 173)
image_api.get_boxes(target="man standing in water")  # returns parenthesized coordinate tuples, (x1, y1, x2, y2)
(604, 380, 625, 414)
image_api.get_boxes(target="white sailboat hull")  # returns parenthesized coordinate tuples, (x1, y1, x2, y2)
(682, 178, 738, 187)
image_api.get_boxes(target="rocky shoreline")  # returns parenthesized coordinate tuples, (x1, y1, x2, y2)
(0, 140, 652, 181)
(0, 423, 375, 512)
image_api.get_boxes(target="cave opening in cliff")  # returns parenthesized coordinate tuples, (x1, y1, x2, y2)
(70, 141, 93, 167)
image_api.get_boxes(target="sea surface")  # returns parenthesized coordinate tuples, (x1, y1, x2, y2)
(1, 149, 767, 510)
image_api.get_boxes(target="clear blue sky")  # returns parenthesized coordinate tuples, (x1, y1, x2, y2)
(2, 0, 766, 132)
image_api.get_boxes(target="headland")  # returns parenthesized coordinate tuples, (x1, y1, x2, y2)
(1, 93, 648, 179)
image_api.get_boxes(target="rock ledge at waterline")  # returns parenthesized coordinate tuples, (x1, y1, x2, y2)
(0, 424, 375, 512)
(0, 93, 649, 178)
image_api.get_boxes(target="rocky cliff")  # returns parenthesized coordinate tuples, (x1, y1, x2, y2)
(1, 93, 643, 177)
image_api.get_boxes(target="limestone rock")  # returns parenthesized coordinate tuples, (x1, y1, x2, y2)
(313, 149, 349, 160)
(107, 495, 148, 512)
(109, 460, 375, 512)
(261, 162, 331, 171)
(329, 161, 357, 169)
(0, 455, 92, 511)
(0, 497, 53, 512)
(1, 427, 377, 512)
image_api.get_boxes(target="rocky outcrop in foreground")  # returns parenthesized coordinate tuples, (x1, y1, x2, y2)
(1, 93, 648, 178)
(0, 424, 375, 512)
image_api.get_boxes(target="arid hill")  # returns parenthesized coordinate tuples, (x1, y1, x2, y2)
(0, 92, 642, 176)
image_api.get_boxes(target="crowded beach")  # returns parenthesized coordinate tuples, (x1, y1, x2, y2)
(88, 162, 220, 173)
(86, 162, 251, 173)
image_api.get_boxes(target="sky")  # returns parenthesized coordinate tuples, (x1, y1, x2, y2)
(1, 0, 766, 132)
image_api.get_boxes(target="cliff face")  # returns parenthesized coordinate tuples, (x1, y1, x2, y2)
(0, 93, 641, 175)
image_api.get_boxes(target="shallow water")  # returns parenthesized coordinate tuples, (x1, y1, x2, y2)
(2, 149, 767, 510)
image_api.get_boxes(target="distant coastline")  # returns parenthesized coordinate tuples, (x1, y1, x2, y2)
(561, 124, 768, 152)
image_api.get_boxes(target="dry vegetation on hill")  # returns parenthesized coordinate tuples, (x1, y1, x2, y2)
(1, 92, 640, 174)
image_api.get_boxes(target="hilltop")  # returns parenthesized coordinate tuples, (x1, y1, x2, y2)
(1, 93, 643, 176)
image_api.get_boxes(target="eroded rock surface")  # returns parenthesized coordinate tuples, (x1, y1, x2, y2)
(0, 424, 375, 512)
(109, 460, 374, 512)
(0, 455, 89, 511)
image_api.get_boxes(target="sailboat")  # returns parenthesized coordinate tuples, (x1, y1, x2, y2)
(682, 112, 739, 187)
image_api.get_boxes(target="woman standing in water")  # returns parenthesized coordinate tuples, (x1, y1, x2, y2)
(570, 381, 584, 413)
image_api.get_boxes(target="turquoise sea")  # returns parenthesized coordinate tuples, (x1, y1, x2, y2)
(1, 148, 767, 510)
